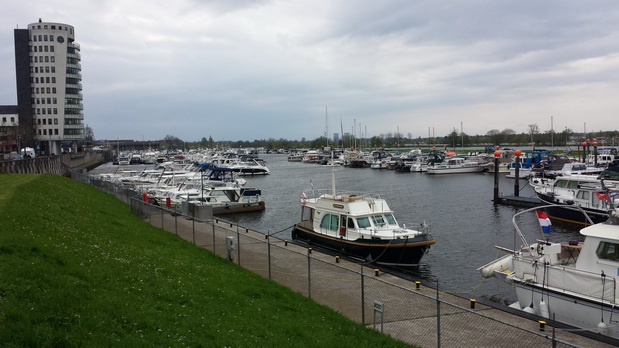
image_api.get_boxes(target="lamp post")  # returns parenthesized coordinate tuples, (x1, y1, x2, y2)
(17, 134, 22, 159)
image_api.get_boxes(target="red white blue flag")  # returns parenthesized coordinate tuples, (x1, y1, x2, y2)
(536, 210, 552, 234)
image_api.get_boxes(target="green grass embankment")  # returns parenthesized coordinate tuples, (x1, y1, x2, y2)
(0, 174, 415, 347)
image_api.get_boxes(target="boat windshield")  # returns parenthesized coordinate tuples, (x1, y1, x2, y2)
(356, 217, 371, 228)
(372, 215, 386, 227)
(384, 214, 397, 225)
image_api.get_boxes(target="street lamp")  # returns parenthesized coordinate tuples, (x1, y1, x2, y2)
(17, 134, 22, 159)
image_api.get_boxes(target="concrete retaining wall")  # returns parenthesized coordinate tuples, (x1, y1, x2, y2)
(0, 152, 104, 176)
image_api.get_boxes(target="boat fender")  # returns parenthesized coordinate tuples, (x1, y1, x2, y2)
(538, 298, 549, 318)
(523, 304, 536, 314)
(597, 321, 608, 335)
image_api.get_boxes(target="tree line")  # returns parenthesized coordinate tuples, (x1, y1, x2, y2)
(135, 125, 619, 152)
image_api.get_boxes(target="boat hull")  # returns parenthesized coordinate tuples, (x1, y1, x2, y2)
(537, 193, 608, 225)
(511, 279, 619, 338)
(426, 166, 485, 175)
(291, 224, 434, 267)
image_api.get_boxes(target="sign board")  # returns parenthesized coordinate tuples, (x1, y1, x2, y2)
(373, 300, 384, 313)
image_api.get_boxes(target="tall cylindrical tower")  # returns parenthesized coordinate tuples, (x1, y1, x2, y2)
(16, 19, 84, 155)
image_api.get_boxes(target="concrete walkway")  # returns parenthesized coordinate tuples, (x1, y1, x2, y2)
(147, 208, 618, 348)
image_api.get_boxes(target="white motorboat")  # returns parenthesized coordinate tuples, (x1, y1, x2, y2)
(291, 159, 435, 266)
(529, 166, 619, 225)
(479, 204, 619, 339)
(426, 157, 488, 175)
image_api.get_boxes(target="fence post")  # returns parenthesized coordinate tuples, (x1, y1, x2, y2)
(436, 281, 441, 348)
(361, 266, 365, 325)
(236, 225, 241, 265)
(212, 220, 216, 254)
(192, 218, 196, 245)
(307, 248, 312, 299)
(267, 232, 272, 281)
(160, 205, 164, 228)
(148, 202, 152, 225)
(174, 212, 178, 235)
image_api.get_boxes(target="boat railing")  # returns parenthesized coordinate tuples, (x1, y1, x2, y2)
(305, 189, 383, 202)
(514, 253, 617, 302)
(512, 204, 594, 254)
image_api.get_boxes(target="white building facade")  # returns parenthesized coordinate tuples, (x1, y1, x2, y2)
(15, 19, 84, 155)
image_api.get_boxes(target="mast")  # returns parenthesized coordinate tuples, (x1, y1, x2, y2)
(331, 151, 336, 195)
(325, 106, 329, 147)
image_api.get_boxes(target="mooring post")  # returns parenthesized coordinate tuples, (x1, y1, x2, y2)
(514, 149, 521, 196)
(493, 151, 501, 204)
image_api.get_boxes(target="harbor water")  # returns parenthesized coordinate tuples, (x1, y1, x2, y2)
(223, 154, 582, 305)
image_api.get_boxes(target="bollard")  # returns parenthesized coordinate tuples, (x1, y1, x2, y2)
(539, 320, 546, 332)
(335, 256, 340, 263)
(284, 240, 288, 246)
(308, 248, 312, 254)
(265, 234, 268, 239)
(374, 269, 379, 276)
(470, 299, 476, 309)
(415, 281, 420, 290)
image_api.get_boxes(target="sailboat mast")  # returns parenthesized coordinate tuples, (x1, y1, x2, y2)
(325, 106, 329, 147)
(331, 151, 336, 196)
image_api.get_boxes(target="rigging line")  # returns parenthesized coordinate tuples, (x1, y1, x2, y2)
(443, 247, 504, 295)
(267, 224, 297, 237)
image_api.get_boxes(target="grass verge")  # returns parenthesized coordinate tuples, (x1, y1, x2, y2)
(0, 174, 415, 347)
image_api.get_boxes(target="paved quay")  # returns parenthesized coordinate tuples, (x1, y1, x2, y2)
(144, 208, 619, 348)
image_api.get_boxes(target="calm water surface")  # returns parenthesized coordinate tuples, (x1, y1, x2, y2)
(226, 154, 582, 304)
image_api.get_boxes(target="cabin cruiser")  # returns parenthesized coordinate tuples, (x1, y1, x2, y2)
(426, 156, 488, 175)
(479, 204, 619, 339)
(291, 163, 435, 266)
(529, 166, 619, 225)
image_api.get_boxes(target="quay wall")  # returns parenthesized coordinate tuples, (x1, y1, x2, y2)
(0, 152, 105, 176)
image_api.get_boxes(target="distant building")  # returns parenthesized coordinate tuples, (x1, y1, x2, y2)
(333, 132, 340, 142)
(0, 106, 19, 158)
(6, 19, 85, 156)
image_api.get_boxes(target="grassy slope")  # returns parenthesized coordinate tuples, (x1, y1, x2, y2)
(0, 174, 414, 347)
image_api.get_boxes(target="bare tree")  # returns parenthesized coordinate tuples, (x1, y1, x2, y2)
(84, 124, 95, 142)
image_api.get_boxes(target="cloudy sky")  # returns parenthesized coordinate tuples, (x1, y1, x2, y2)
(2, 1, 619, 142)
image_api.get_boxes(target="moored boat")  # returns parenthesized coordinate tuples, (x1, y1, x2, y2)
(479, 203, 619, 339)
(291, 163, 435, 266)
(426, 156, 488, 175)
(529, 166, 619, 225)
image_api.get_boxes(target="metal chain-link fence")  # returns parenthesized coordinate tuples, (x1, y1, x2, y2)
(75, 171, 603, 348)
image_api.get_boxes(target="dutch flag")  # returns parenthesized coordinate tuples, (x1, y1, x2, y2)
(536, 210, 552, 234)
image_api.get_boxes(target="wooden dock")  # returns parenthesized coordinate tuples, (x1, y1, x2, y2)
(495, 195, 542, 208)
